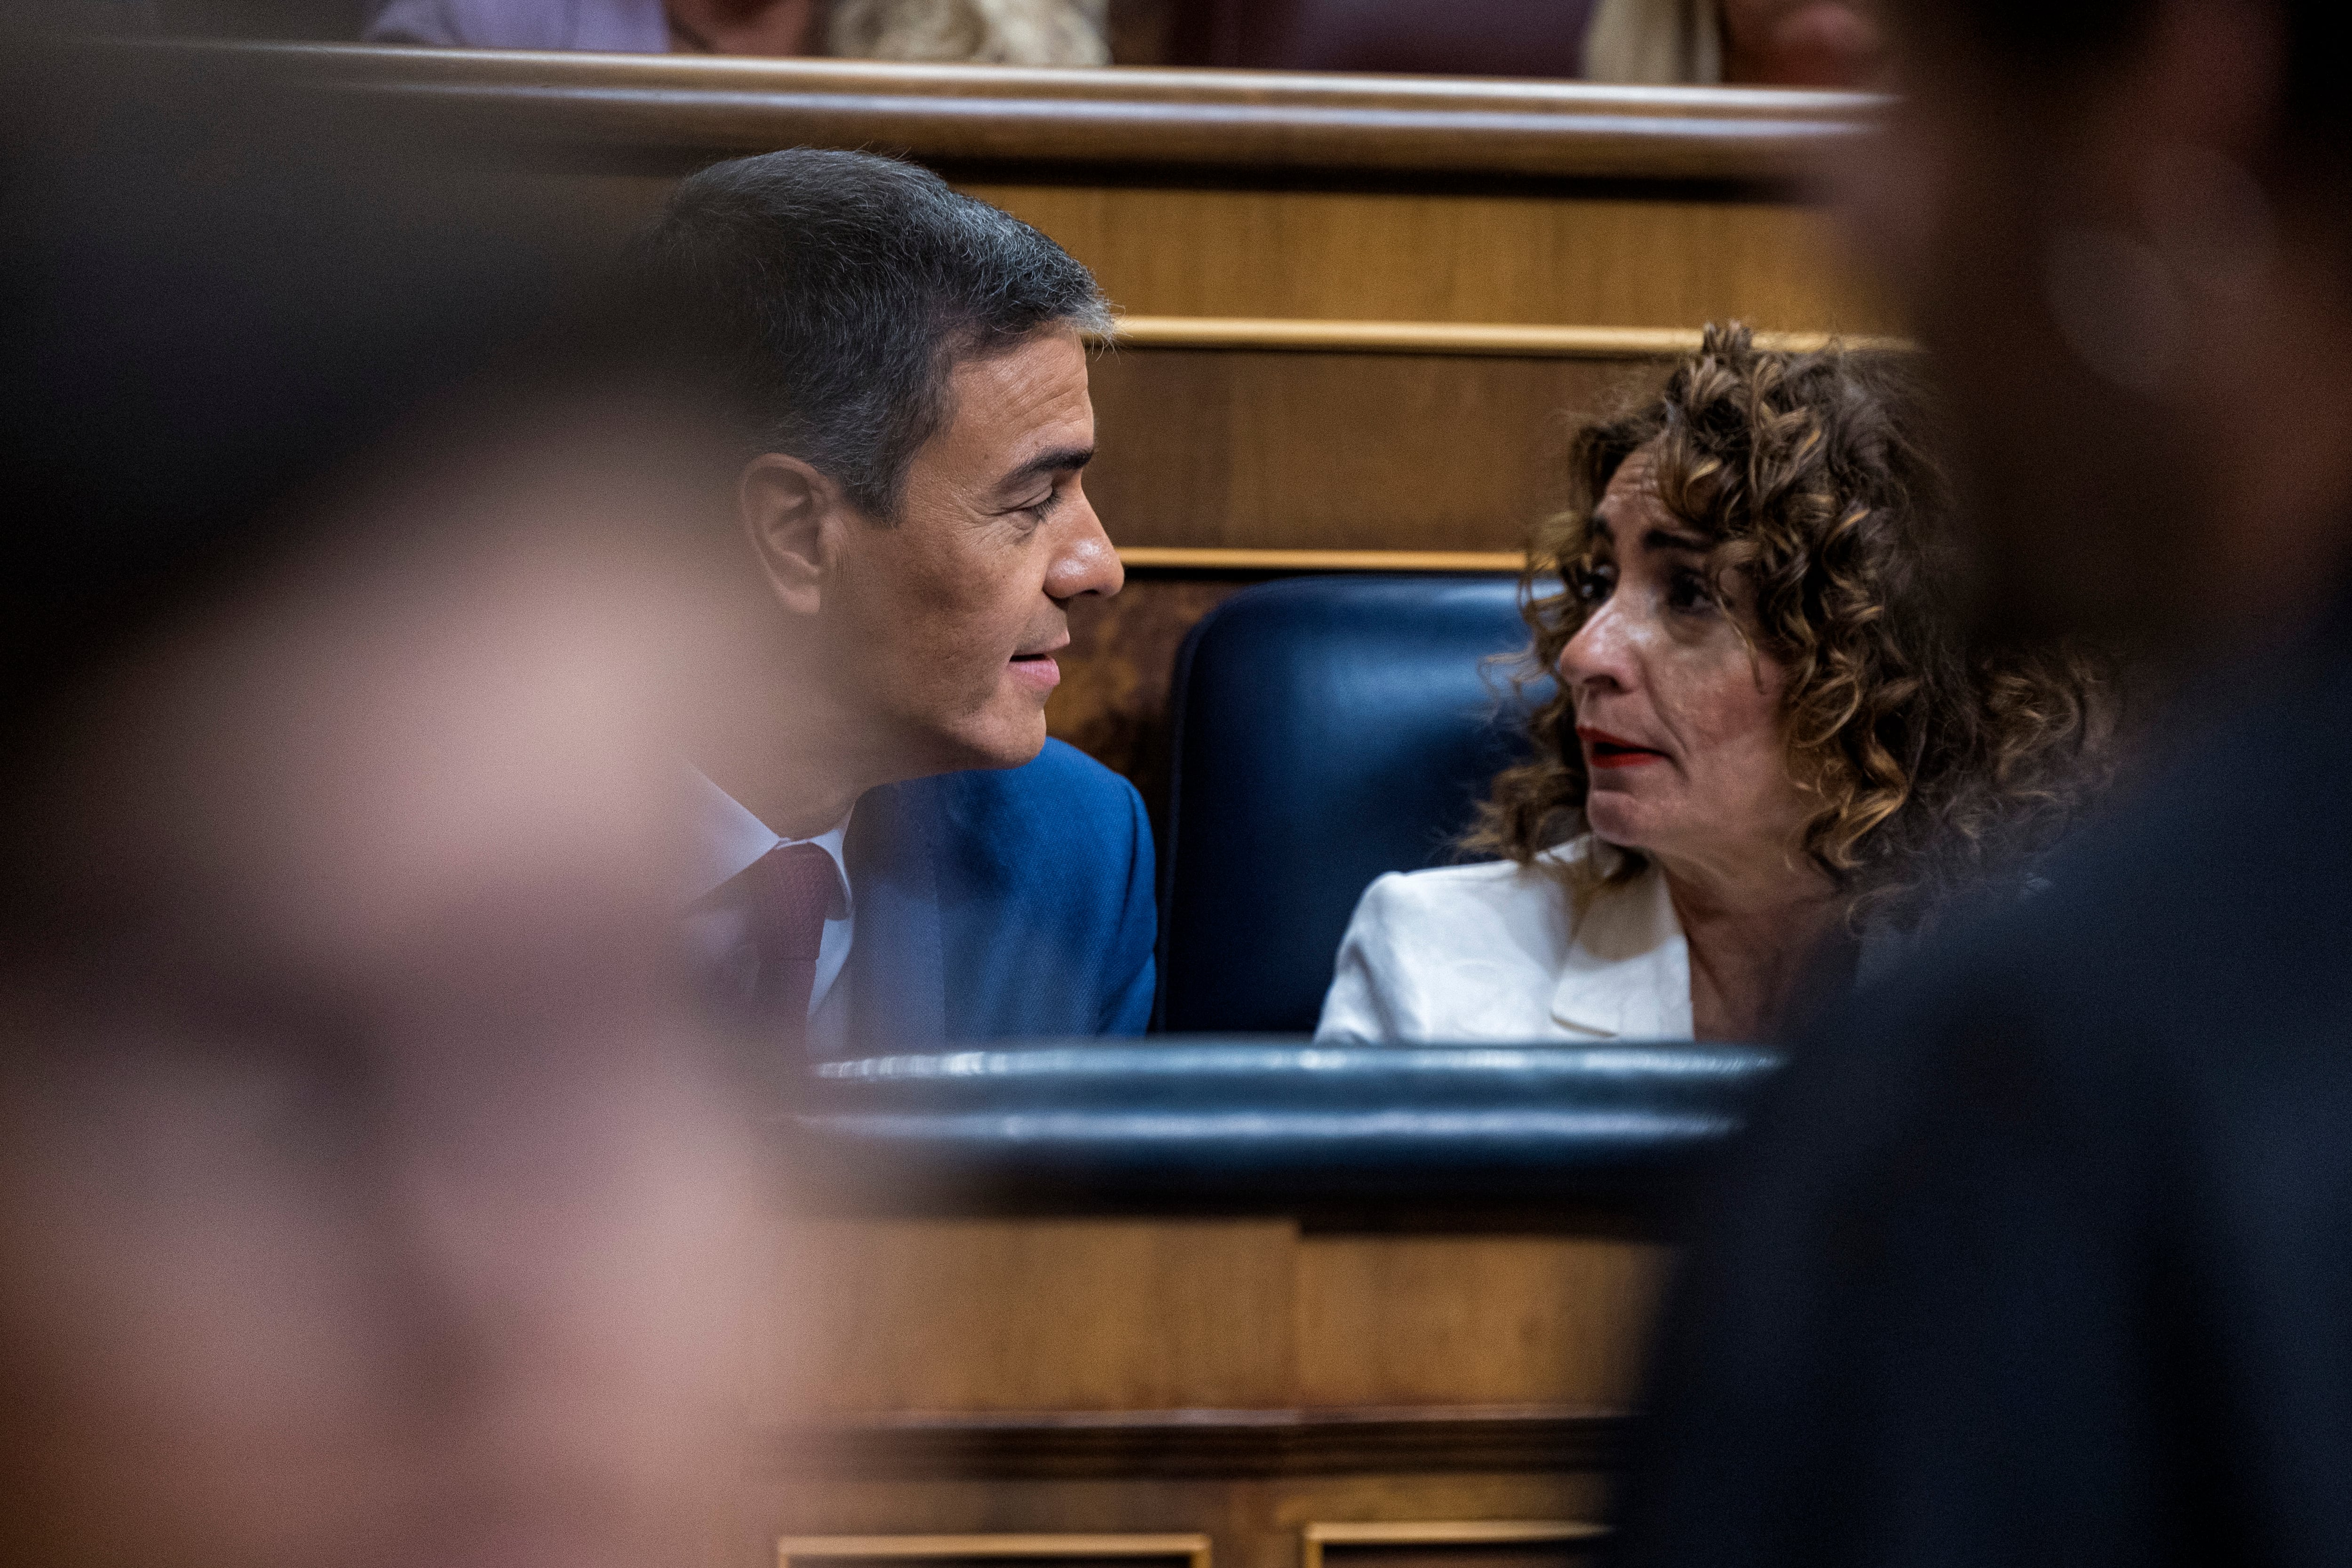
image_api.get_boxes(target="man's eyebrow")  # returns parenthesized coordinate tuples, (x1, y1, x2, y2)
(998, 444, 1095, 493)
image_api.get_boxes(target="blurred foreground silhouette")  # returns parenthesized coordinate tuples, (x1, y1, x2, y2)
(1613, 1, 2352, 1565)
(0, 43, 772, 1568)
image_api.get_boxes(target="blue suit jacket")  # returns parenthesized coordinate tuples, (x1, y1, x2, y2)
(841, 739, 1156, 1048)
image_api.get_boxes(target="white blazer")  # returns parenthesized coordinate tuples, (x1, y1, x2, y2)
(1314, 837, 1694, 1043)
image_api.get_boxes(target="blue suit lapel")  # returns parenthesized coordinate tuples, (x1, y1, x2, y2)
(844, 781, 948, 1053)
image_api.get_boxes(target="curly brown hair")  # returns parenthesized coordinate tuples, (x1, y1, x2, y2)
(1470, 324, 2113, 929)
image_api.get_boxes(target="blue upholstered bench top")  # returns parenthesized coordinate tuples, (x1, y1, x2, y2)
(784, 1040, 1780, 1220)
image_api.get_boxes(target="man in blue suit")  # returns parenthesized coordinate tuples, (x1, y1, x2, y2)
(651, 149, 1155, 1056)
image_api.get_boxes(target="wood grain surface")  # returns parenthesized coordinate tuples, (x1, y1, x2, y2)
(728, 1210, 1652, 1568)
(150, 42, 1880, 182)
(1102, 318, 1905, 355)
(975, 187, 1892, 331)
(731, 1471, 1615, 1568)
(764, 1405, 1629, 1480)
(752, 1219, 1664, 1421)
(1082, 350, 1660, 554)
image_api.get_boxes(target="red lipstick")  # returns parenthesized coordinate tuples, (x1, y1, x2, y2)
(1577, 726, 1668, 768)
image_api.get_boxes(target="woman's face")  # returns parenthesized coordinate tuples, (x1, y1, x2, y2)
(1559, 446, 1812, 882)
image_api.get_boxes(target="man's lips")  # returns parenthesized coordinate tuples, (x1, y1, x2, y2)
(1577, 725, 1668, 768)
(1007, 641, 1066, 692)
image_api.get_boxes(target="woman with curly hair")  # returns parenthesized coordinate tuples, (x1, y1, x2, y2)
(1316, 325, 2111, 1044)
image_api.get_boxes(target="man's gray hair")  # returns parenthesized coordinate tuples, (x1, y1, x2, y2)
(643, 148, 1113, 521)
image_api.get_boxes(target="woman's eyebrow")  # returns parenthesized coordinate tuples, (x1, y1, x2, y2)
(1643, 526, 1710, 554)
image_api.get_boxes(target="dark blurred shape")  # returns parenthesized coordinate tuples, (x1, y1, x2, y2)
(153, 0, 367, 36)
(0, 39, 762, 1568)
(1106, 0, 1175, 63)
(1608, 0, 2352, 1565)
(1158, 576, 1545, 1034)
(1585, 0, 1886, 86)
(0, 41, 636, 774)
(1837, 0, 2352, 657)
(1169, 0, 1593, 78)
(1716, 0, 1879, 86)
(785, 1040, 1779, 1222)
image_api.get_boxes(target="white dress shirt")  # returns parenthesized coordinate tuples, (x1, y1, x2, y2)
(1314, 835, 1694, 1043)
(684, 771, 855, 1057)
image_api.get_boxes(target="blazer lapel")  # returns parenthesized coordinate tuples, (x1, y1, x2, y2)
(844, 782, 948, 1054)
(1548, 863, 1693, 1039)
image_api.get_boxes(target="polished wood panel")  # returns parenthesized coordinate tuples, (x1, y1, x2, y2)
(976, 188, 1893, 330)
(1114, 550, 1524, 571)
(1300, 1520, 1606, 1568)
(205, 43, 1873, 116)
(1300, 1541, 1597, 1568)
(768, 1406, 1626, 1481)
(162, 43, 1879, 182)
(739, 1471, 1614, 1568)
(726, 1212, 1655, 1568)
(1295, 1236, 1661, 1409)
(778, 1532, 1212, 1568)
(1104, 318, 1904, 355)
(753, 1220, 1661, 1420)
(758, 1219, 1304, 1417)
(1298, 1543, 1597, 1568)
(1083, 350, 1665, 553)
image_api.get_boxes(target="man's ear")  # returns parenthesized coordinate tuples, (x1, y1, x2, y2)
(738, 452, 845, 617)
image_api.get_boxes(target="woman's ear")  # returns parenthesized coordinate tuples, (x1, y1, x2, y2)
(738, 452, 842, 617)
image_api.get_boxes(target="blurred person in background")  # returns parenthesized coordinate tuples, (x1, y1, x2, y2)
(1317, 326, 2110, 1045)
(0, 50, 769, 1568)
(1613, 0, 2352, 1564)
(363, 0, 1109, 64)
(643, 149, 1156, 1056)
(1584, 0, 1883, 87)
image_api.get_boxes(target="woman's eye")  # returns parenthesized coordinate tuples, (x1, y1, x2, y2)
(1666, 568, 1716, 614)
(1571, 562, 1615, 604)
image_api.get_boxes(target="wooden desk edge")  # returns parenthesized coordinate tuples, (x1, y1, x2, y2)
(1302, 1522, 1610, 1544)
(779, 1534, 1215, 1568)
(1115, 547, 1527, 573)
(1098, 318, 1913, 359)
(1299, 1520, 1609, 1568)
(117, 42, 1883, 182)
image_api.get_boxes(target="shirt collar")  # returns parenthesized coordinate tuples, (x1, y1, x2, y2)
(1546, 843, 1693, 1039)
(687, 768, 853, 915)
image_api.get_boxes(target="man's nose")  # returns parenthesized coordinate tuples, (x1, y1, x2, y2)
(1559, 599, 1636, 693)
(1045, 483, 1123, 602)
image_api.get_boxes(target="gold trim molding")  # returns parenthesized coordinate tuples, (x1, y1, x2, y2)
(1099, 317, 1910, 358)
(1301, 1521, 1608, 1568)
(780, 1535, 1212, 1568)
(1116, 547, 1526, 573)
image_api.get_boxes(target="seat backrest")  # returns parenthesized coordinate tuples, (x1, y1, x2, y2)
(1159, 574, 1550, 1033)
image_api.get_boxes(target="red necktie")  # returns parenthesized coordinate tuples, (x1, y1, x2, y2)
(726, 840, 843, 1051)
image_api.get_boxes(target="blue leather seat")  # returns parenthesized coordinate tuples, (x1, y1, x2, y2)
(1159, 574, 1553, 1033)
